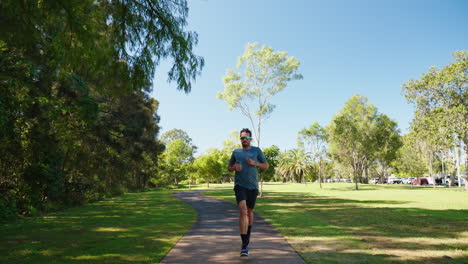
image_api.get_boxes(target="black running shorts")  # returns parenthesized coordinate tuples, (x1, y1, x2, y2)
(234, 185, 259, 209)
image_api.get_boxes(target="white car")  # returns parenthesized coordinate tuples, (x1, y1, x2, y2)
(388, 177, 403, 184)
(370, 178, 380, 184)
(402, 177, 415, 184)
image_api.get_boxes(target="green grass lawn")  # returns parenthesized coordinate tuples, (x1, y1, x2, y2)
(205, 183, 468, 264)
(0, 189, 195, 264)
(2, 183, 466, 264)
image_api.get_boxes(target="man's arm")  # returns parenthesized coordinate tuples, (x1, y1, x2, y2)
(256, 161, 269, 171)
(228, 162, 236, 172)
(246, 158, 268, 170)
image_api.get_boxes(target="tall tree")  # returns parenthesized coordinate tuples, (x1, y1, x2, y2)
(392, 134, 426, 180)
(0, 0, 204, 93)
(161, 128, 198, 156)
(327, 95, 401, 190)
(218, 42, 302, 195)
(217, 42, 302, 147)
(372, 114, 402, 180)
(193, 149, 225, 187)
(158, 129, 196, 185)
(298, 122, 328, 188)
(403, 50, 467, 191)
(0, 0, 203, 219)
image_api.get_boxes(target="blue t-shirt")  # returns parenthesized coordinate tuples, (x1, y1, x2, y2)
(229, 146, 267, 190)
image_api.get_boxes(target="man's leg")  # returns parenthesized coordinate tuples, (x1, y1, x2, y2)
(238, 200, 250, 255)
(246, 207, 254, 246)
(238, 200, 249, 235)
(245, 189, 257, 248)
(247, 207, 254, 226)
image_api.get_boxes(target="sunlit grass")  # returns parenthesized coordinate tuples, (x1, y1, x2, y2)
(205, 183, 468, 264)
(0, 189, 195, 264)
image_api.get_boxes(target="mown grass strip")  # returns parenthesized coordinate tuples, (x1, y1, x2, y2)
(0, 189, 195, 264)
(205, 183, 468, 264)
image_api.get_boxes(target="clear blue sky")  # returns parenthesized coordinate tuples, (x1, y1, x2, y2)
(150, 0, 468, 155)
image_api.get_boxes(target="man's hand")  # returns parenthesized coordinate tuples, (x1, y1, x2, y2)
(246, 158, 257, 167)
(246, 158, 269, 170)
(229, 162, 242, 172)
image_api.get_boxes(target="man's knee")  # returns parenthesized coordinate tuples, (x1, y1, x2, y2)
(239, 201, 248, 216)
(247, 208, 254, 216)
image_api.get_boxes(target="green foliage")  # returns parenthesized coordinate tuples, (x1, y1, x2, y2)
(192, 149, 227, 187)
(298, 122, 328, 187)
(262, 145, 281, 181)
(276, 149, 313, 183)
(221, 130, 241, 156)
(157, 138, 196, 185)
(218, 42, 302, 147)
(327, 95, 401, 189)
(403, 50, 467, 190)
(392, 134, 427, 178)
(0, 0, 202, 219)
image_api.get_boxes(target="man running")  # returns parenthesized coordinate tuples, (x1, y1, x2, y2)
(228, 128, 269, 257)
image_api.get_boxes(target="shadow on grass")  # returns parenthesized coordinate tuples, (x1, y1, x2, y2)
(206, 189, 468, 264)
(322, 183, 449, 192)
(0, 191, 195, 264)
(262, 192, 467, 263)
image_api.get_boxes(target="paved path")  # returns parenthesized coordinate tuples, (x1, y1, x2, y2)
(160, 191, 305, 264)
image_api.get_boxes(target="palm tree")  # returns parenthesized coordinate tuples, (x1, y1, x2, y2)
(276, 149, 313, 183)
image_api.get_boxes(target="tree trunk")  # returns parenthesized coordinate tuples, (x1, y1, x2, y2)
(260, 173, 264, 197)
(353, 163, 359, 190)
(429, 154, 435, 188)
(464, 136, 468, 192)
(354, 170, 359, 190)
(364, 165, 369, 184)
(319, 160, 322, 189)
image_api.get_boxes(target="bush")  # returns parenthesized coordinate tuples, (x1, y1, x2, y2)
(0, 195, 17, 222)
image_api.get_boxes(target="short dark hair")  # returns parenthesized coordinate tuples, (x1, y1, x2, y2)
(240, 128, 252, 137)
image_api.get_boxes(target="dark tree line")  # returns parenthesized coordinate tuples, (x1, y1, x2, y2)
(0, 0, 203, 220)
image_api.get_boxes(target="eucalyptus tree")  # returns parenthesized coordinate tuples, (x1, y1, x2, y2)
(217, 42, 302, 147)
(410, 115, 447, 187)
(327, 95, 401, 190)
(403, 50, 467, 191)
(221, 130, 241, 156)
(218, 43, 301, 195)
(372, 114, 402, 180)
(298, 122, 327, 188)
(327, 95, 377, 189)
(392, 134, 426, 180)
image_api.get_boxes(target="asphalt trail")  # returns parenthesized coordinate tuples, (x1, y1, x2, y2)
(160, 191, 305, 264)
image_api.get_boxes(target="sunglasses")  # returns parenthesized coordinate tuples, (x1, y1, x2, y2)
(240, 136, 252, 140)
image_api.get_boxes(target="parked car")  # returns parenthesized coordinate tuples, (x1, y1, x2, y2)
(444, 175, 465, 186)
(370, 178, 380, 184)
(403, 177, 415, 184)
(388, 177, 403, 184)
(413, 178, 429, 185)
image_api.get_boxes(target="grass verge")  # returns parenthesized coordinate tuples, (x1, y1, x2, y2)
(0, 189, 195, 264)
(205, 183, 468, 264)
